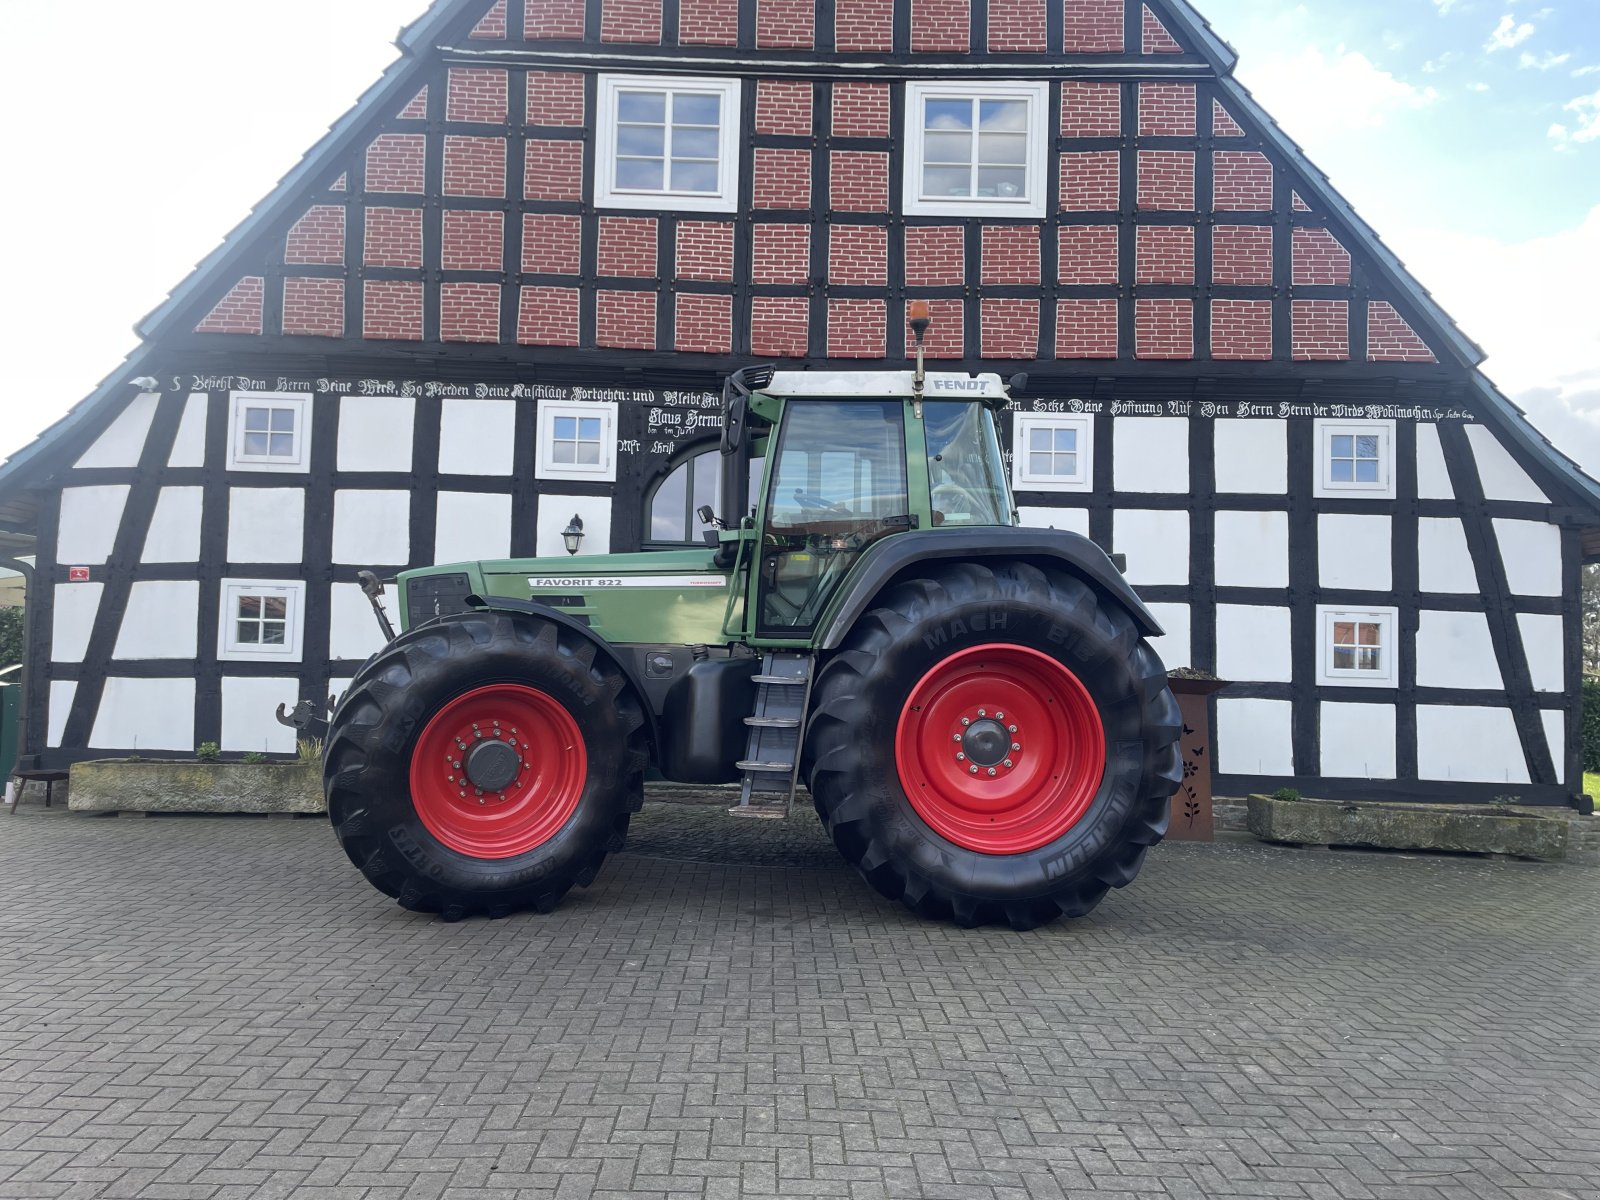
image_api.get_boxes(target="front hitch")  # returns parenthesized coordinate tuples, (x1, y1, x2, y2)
(358, 569, 396, 642)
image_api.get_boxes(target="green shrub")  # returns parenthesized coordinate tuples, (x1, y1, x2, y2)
(1583, 678, 1600, 773)
(1271, 787, 1301, 803)
(195, 742, 220, 762)
(241, 751, 269, 765)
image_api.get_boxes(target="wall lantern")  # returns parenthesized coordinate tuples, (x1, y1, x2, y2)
(561, 514, 585, 556)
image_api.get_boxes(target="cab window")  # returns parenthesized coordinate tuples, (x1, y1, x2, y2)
(923, 402, 1010, 527)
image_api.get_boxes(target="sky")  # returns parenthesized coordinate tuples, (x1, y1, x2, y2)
(0, 0, 1595, 472)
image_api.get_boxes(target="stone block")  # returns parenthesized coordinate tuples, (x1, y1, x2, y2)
(1247, 793, 1568, 861)
(68, 759, 324, 814)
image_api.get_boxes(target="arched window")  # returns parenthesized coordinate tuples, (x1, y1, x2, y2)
(645, 443, 763, 546)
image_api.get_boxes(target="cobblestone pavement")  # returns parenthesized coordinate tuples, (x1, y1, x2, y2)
(2, 802, 1598, 1200)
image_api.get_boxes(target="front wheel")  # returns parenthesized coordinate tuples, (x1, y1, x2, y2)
(324, 611, 647, 920)
(804, 561, 1181, 930)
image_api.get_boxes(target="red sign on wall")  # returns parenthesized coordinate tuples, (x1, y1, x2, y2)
(68, 566, 90, 582)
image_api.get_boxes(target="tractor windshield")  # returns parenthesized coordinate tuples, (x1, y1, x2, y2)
(923, 402, 1011, 527)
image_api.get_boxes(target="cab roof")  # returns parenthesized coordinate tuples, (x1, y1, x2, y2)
(761, 371, 1010, 401)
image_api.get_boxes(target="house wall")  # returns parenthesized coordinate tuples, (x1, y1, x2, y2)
(30, 370, 1583, 804)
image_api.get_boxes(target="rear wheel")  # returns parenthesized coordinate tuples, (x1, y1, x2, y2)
(805, 561, 1181, 930)
(325, 611, 647, 920)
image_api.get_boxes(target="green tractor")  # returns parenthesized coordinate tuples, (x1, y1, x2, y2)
(326, 318, 1182, 929)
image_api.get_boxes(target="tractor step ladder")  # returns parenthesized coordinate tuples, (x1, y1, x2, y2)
(729, 652, 814, 819)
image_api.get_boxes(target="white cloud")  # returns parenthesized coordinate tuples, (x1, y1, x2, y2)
(1422, 51, 1460, 73)
(1233, 43, 1440, 142)
(1519, 50, 1571, 69)
(1432, 0, 1460, 13)
(1469, 81, 1493, 92)
(1389, 207, 1600, 475)
(1548, 88, 1600, 146)
(1574, 65, 1600, 77)
(1487, 14, 1537, 50)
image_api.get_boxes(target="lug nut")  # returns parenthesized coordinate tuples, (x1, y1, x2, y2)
(956, 752, 966, 761)
(1007, 725, 1017, 733)
(969, 766, 979, 775)
(1003, 759, 1013, 769)
(987, 767, 997, 776)
(1010, 742, 1020, 751)
(994, 711, 1004, 720)
(978, 708, 986, 717)
(961, 717, 971, 727)
(952, 734, 962, 742)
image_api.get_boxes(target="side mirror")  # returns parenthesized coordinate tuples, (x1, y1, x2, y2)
(720, 394, 746, 454)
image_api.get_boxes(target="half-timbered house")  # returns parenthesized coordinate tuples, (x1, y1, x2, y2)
(1, 0, 1596, 806)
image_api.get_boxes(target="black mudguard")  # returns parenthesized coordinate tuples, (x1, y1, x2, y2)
(817, 528, 1164, 651)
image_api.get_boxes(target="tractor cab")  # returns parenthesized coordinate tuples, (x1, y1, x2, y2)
(717, 367, 1016, 640)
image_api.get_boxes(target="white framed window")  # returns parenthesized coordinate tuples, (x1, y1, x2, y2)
(1314, 419, 1395, 499)
(536, 400, 619, 482)
(595, 75, 741, 213)
(903, 81, 1049, 218)
(1011, 413, 1093, 493)
(219, 578, 306, 663)
(1316, 605, 1398, 688)
(227, 391, 312, 473)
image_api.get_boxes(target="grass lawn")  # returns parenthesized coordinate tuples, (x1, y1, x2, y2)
(1585, 772, 1599, 800)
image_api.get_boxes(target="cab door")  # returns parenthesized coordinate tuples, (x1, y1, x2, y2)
(752, 399, 910, 638)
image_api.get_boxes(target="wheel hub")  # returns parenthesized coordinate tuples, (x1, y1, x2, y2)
(465, 739, 522, 791)
(961, 718, 1011, 767)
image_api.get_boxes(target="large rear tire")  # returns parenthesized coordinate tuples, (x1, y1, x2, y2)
(325, 611, 647, 920)
(804, 561, 1181, 930)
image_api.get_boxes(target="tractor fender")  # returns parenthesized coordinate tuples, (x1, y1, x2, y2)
(817, 528, 1165, 651)
(462, 595, 661, 753)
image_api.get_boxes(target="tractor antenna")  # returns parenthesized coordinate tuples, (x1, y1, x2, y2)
(909, 300, 930, 417)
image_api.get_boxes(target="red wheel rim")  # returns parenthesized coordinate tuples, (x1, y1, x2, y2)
(895, 644, 1105, 854)
(408, 684, 587, 859)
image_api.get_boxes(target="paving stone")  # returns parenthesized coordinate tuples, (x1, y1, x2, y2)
(1, 804, 1598, 1198)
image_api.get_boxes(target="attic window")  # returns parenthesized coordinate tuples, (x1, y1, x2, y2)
(595, 75, 741, 213)
(903, 82, 1049, 219)
(227, 391, 312, 473)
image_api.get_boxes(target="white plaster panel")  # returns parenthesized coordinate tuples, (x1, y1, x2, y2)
(51, 582, 103, 663)
(329, 678, 355, 709)
(142, 487, 204, 563)
(1113, 417, 1188, 493)
(1216, 698, 1295, 777)
(167, 393, 209, 468)
(338, 395, 416, 471)
(113, 581, 199, 660)
(1465, 424, 1549, 503)
(1317, 514, 1391, 592)
(1541, 709, 1564, 780)
(221, 676, 299, 753)
(74, 393, 159, 469)
(332, 490, 411, 565)
(536, 494, 614, 558)
(89, 677, 196, 752)
(1517, 613, 1565, 693)
(1415, 423, 1453, 500)
(1214, 511, 1289, 589)
(330, 582, 396, 662)
(1113, 509, 1189, 586)
(227, 488, 305, 564)
(1493, 518, 1562, 597)
(1415, 610, 1502, 690)
(1143, 602, 1191, 672)
(439, 398, 516, 476)
(1416, 517, 1477, 594)
(1416, 705, 1529, 784)
(1016, 505, 1090, 536)
(56, 485, 129, 565)
(1213, 419, 1287, 494)
(1215, 604, 1292, 682)
(1319, 702, 1397, 779)
(47, 681, 77, 748)
(435, 491, 513, 563)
